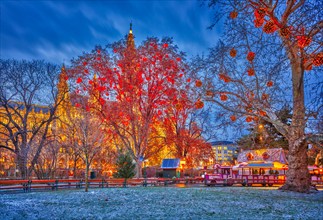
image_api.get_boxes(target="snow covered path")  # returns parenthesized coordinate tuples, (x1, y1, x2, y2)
(1, 187, 322, 219)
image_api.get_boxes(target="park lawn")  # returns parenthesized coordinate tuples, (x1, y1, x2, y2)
(0, 186, 322, 219)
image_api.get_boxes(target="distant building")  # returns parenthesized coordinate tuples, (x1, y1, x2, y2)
(210, 141, 239, 165)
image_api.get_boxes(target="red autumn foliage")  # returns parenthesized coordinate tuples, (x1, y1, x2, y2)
(296, 36, 312, 48)
(254, 8, 266, 20)
(313, 52, 323, 66)
(279, 26, 291, 38)
(254, 19, 264, 28)
(247, 68, 255, 76)
(219, 73, 231, 83)
(68, 36, 196, 177)
(263, 20, 278, 34)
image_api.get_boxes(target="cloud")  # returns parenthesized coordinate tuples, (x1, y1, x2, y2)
(0, 0, 221, 64)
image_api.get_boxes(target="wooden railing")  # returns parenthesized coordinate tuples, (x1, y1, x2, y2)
(0, 177, 193, 192)
(1, 176, 321, 193)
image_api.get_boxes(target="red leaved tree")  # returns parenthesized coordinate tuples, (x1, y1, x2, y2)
(197, 0, 322, 192)
(163, 87, 214, 168)
(68, 26, 194, 177)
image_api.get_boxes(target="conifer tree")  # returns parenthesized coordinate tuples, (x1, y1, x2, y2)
(113, 153, 136, 180)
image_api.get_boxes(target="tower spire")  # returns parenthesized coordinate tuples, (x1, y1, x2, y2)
(127, 22, 135, 49)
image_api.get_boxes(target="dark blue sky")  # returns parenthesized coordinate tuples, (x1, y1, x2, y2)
(1, 0, 221, 65)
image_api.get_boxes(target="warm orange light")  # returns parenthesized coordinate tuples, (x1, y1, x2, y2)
(195, 80, 202, 87)
(246, 116, 253, 123)
(230, 115, 237, 122)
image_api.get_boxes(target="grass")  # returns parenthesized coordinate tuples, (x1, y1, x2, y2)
(0, 186, 322, 219)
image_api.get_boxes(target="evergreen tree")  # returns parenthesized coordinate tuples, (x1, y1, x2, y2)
(113, 153, 136, 179)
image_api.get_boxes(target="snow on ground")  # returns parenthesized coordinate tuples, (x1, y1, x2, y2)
(0, 186, 322, 220)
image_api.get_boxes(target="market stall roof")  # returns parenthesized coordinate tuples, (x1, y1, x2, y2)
(237, 148, 287, 164)
(161, 159, 180, 169)
(233, 161, 288, 169)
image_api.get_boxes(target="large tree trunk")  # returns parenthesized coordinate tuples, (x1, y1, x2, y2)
(280, 58, 311, 192)
(280, 140, 310, 192)
(136, 160, 142, 178)
(17, 151, 28, 179)
(85, 157, 89, 192)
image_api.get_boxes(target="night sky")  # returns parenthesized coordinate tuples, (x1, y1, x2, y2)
(1, 0, 221, 65)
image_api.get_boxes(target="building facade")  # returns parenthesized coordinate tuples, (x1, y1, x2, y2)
(211, 141, 239, 165)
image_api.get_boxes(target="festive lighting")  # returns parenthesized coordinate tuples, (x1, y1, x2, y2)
(261, 93, 269, 100)
(259, 110, 267, 116)
(246, 152, 254, 160)
(220, 93, 228, 101)
(246, 116, 252, 122)
(266, 81, 273, 87)
(262, 152, 269, 160)
(219, 73, 231, 83)
(247, 68, 255, 76)
(195, 100, 204, 109)
(206, 90, 214, 97)
(195, 80, 202, 87)
(230, 115, 237, 122)
(76, 78, 82, 83)
(230, 11, 238, 19)
(247, 51, 255, 62)
(230, 48, 237, 57)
